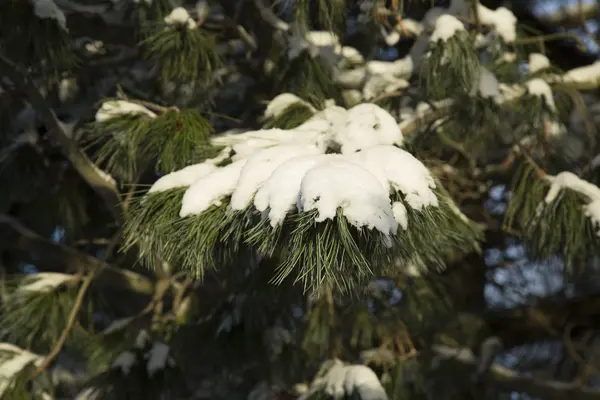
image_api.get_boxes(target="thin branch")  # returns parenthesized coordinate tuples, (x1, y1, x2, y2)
(432, 345, 600, 400)
(0, 55, 123, 223)
(0, 214, 154, 295)
(31, 272, 95, 378)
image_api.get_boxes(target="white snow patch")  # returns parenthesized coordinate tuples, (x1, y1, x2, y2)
(230, 144, 323, 210)
(562, 61, 600, 86)
(340, 47, 364, 65)
(526, 78, 556, 112)
(529, 53, 550, 74)
(429, 15, 465, 43)
(478, 5, 517, 43)
(180, 159, 246, 217)
(297, 158, 397, 236)
(112, 351, 136, 375)
(544, 172, 600, 235)
(31, 0, 67, 32)
(0, 347, 43, 397)
(392, 202, 408, 230)
(95, 100, 156, 122)
(148, 163, 218, 193)
(473, 66, 501, 102)
(363, 74, 409, 100)
(336, 103, 403, 154)
(350, 146, 438, 211)
(164, 7, 197, 29)
(254, 155, 329, 227)
(146, 343, 171, 376)
(312, 360, 388, 400)
(102, 317, 134, 335)
(17, 273, 75, 294)
(264, 93, 316, 119)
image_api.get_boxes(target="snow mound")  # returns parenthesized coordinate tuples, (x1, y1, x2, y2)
(336, 103, 403, 153)
(230, 144, 323, 210)
(95, 100, 156, 122)
(297, 158, 397, 236)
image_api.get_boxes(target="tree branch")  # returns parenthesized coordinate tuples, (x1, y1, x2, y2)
(0, 54, 123, 223)
(0, 214, 154, 295)
(31, 271, 95, 378)
(432, 344, 600, 400)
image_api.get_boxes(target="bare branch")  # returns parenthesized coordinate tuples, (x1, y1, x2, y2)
(0, 214, 153, 295)
(0, 55, 123, 223)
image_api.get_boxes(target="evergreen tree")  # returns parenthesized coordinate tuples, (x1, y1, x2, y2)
(1, 0, 600, 399)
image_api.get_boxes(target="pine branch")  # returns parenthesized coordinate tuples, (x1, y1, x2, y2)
(31, 272, 95, 378)
(0, 214, 153, 295)
(431, 344, 600, 400)
(0, 54, 123, 223)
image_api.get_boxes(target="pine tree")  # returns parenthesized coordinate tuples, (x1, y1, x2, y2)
(1, 0, 600, 399)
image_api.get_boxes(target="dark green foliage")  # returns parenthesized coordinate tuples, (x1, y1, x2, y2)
(84, 107, 216, 181)
(0, 0, 76, 80)
(293, 0, 347, 35)
(81, 338, 190, 400)
(142, 24, 220, 85)
(505, 164, 600, 268)
(1, 275, 81, 353)
(123, 188, 187, 270)
(420, 32, 479, 100)
(262, 102, 316, 130)
(84, 113, 153, 182)
(276, 53, 344, 109)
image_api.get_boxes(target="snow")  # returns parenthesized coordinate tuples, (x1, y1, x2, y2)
(392, 202, 408, 230)
(363, 74, 409, 100)
(544, 172, 600, 235)
(306, 31, 340, 47)
(112, 351, 136, 375)
(0, 348, 43, 397)
(584, 200, 600, 234)
(254, 155, 329, 227)
(311, 360, 388, 400)
(264, 94, 315, 120)
(350, 146, 438, 211)
(340, 47, 364, 65)
(180, 159, 247, 217)
(230, 144, 323, 210)
(477, 5, 517, 43)
(102, 317, 134, 334)
(17, 273, 75, 294)
(474, 66, 501, 102)
(148, 163, 218, 193)
(529, 53, 550, 74)
(164, 7, 197, 29)
(297, 158, 397, 236)
(525, 78, 556, 112)
(336, 104, 403, 154)
(562, 61, 600, 86)
(429, 15, 465, 43)
(146, 342, 170, 376)
(95, 100, 157, 122)
(31, 0, 67, 32)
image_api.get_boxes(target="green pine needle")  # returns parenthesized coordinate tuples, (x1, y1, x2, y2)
(84, 113, 153, 182)
(1, 276, 83, 353)
(420, 32, 479, 100)
(293, 0, 347, 34)
(276, 53, 344, 109)
(142, 24, 220, 84)
(84, 107, 216, 181)
(149, 109, 215, 174)
(0, 0, 77, 81)
(262, 102, 316, 130)
(504, 164, 600, 268)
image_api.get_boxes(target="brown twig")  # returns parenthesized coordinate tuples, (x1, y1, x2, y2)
(31, 272, 95, 378)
